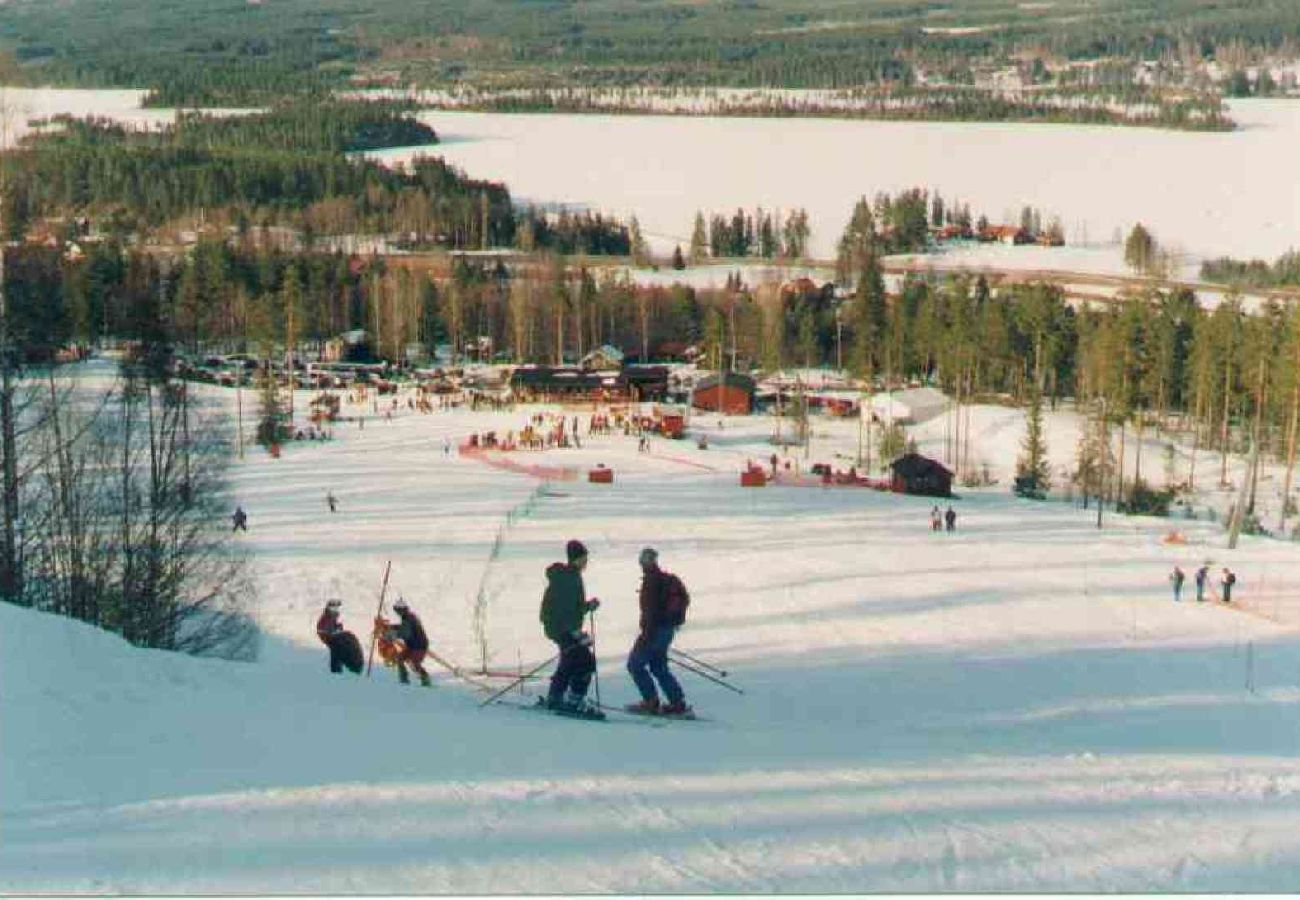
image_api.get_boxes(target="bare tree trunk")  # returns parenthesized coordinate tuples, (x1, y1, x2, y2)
(1247, 357, 1266, 514)
(1220, 356, 1232, 486)
(1280, 379, 1299, 533)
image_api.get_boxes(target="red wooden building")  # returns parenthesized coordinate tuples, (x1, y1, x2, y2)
(692, 372, 757, 415)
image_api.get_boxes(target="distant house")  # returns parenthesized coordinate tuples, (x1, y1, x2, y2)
(980, 225, 1030, 245)
(692, 372, 757, 415)
(580, 344, 626, 371)
(323, 329, 372, 363)
(890, 453, 954, 498)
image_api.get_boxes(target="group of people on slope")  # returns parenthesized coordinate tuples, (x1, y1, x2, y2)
(930, 505, 957, 532)
(540, 540, 691, 716)
(316, 596, 432, 685)
(313, 539, 692, 716)
(1169, 564, 1237, 603)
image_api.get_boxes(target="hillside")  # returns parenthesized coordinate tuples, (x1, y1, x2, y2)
(4, 385, 1300, 891)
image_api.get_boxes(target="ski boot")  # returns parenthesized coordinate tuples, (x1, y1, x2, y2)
(625, 697, 660, 715)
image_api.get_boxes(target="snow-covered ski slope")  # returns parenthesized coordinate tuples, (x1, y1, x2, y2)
(5, 389, 1300, 893)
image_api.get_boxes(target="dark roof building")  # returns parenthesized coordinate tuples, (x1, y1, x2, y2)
(889, 453, 954, 498)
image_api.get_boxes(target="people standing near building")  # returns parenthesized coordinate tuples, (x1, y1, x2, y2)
(1195, 564, 1209, 602)
(1170, 566, 1185, 602)
(539, 540, 601, 713)
(944, 506, 957, 533)
(930, 506, 942, 532)
(625, 548, 692, 716)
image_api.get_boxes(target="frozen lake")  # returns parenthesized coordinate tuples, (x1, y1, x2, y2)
(368, 100, 1300, 265)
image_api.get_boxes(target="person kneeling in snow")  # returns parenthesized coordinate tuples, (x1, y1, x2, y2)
(625, 548, 691, 716)
(380, 598, 432, 686)
(539, 540, 601, 712)
(317, 600, 363, 674)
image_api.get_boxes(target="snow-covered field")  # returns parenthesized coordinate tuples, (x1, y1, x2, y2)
(369, 99, 1300, 270)
(0, 86, 254, 147)
(4, 382, 1300, 892)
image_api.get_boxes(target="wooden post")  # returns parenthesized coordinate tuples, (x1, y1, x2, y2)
(365, 560, 393, 677)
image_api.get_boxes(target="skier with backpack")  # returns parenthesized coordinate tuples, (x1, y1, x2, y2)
(539, 539, 602, 715)
(316, 599, 364, 674)
(625, 547, 692, 717)
(377, 598, 432, 686)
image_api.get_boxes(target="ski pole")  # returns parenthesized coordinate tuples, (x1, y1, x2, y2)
(479, 651, 560, 706)
(365, 560, 393, 677)
(670, 656, 744, 694)
(589, 607, 601, 710)
(670, 647, 727, 678)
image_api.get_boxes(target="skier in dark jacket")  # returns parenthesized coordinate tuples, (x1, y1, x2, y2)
(232, 506, 248, 532)
(539, 539, 600, 712)
(1195, 564, 1209, 602)
(625, 547, 690, 716)
(387, 598, 431, 686)
(317, 599, 362, 674)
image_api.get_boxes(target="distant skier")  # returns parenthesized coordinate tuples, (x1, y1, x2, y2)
(944, 506, 957, 533)
(1221, 567, 1237, 603)
(1195, 564, 1209, 602)
(539, 540, 601, 713)
(232, 506, 248, 532)
(326, 491, 338, 513)
(1170, 566, 1185, 602)
(381, 598, 432, 686)
(930, 506, 942, 532)
(443, 437, 452, 457)
(625, 547, 691, 717)
(316, 600, 363, 674)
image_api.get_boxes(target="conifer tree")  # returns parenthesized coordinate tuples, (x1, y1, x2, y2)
(1015, 383, 1051, 498)
(689, 212, 708, 263)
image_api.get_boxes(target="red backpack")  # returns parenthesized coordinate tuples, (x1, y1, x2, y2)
(662, 572, 691, 626)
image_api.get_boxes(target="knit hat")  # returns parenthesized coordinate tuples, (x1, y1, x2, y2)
(566, 539, 588, 562)
(638, 547, 658, 566)
(393, 598, 409, 613)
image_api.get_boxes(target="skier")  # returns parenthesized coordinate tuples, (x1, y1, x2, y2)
(1170, 566, 1185, 602)
(945, 506, 957, 532)
(625, 547, 691, 716)
(1195, 564, 1209, 602)
(1221, 567, 1237, 603)
(316, 600, 363, 674)
(539, 539, 601, 713)
(326, 491, 338, 513)
(232, 506, 248, 532)
(384, 598, 432, 686)
(930, 506, 942, 532)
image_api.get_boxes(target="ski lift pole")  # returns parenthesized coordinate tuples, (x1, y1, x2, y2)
(479, 651, 561, 707)
(669, 647, 728, 678)
(670, 656, 744, 694)
(365, 560, 393, 677)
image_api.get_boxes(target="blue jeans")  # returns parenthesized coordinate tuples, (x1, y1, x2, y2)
(627, 624, 684, 705)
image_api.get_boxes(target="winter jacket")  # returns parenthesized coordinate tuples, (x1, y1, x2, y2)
(540, 562, 587, 642)
(394, 610, 429, 653)
(638, 566, 671, 632)
(316, 610, 342, 645)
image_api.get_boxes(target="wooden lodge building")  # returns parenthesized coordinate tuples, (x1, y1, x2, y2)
(692, 372, 758, 415)
(509, 364, 670, 403)
(889, 453, 954, 498)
